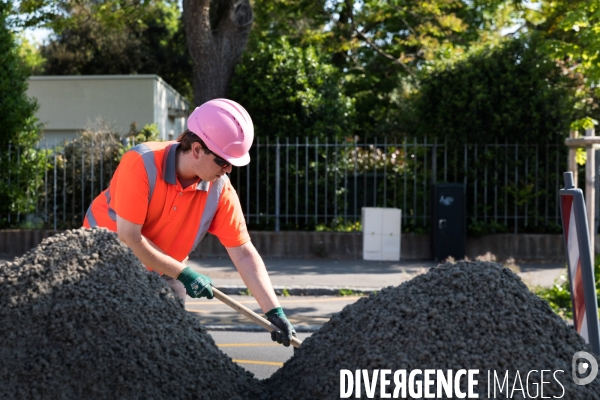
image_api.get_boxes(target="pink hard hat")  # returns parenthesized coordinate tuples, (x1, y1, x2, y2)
(186, 98, 254, 166)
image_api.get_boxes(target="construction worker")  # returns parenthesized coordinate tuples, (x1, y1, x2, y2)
(83, 98, 296, 347)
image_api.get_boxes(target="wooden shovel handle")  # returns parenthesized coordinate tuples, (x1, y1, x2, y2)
(211, 287, 302, 349)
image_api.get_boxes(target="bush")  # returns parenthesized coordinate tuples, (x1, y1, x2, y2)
(406, 35, 595, 146)
(0, 1, 42, 226)
(0, 2, 38, 147)
(229, 36, 355, 142)
(535, 255, 600, 320)
(36, 120, 163, 229)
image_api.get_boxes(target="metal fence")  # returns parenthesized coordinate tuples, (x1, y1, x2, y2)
(2, 133, 123, 230)
(230, 138, 568, 234)
(2, 135, 569, 233)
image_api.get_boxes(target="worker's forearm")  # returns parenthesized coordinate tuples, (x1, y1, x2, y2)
(240, 261, 281, 313)
(122, 235, 185, 279)
(228, 245, 280, 312)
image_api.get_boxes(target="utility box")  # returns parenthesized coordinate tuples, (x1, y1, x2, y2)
(362, 207, 402, 261)
(431, 184, 466, 262)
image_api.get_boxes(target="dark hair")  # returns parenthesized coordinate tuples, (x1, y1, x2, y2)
(177, 130, 211, 154)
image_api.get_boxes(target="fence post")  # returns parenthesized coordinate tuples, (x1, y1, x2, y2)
(568, 130, 579, 187)
(585, 128, 596, 252)
(53, 139, 57, 231)
(63, 139, 66, 224)
(44, 137, 48, 223)
(17, 146, 20, 224)
(275, 138, 280, 232)
(7, 142, 11, 224)
(565, 129, 600, 254)
(431, 138, 437, 185)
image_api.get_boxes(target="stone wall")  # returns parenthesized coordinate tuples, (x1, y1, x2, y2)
(0, 229, 569, 262)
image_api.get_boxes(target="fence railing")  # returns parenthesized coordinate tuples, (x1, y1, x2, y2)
(230, 138, 568, 234)
(2, 135, 570, 234)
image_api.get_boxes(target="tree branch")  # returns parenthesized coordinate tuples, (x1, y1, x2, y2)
(503, 24, 526, 37)
(344, 0, 416, 79)
(354, 30, 416, 78)
(400, 16, 417, 37)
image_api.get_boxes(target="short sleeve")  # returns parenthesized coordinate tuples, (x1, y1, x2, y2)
(110, 151, 150, 225)
(208, 181, 250, 248)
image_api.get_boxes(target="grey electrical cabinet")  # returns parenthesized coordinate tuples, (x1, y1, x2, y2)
(431, 184, 466, 262)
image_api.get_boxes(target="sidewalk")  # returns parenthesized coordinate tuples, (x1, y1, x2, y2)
(185, 257, 567, 295)
(0, 254, 567, 333)
(0, 255, 566, 293)
(184, 257, 566, 332)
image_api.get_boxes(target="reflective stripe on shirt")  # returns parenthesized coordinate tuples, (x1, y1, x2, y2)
(190, 175, 229, 252)
(105, 186, 117, 221)
(131, 144, 158, 202)
(86, 205, 98, 227)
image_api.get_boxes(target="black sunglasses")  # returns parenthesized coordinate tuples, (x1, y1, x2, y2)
(200, 139, 231, 168)
(192, 134, 232, 169)
(207, 149, 231, 169)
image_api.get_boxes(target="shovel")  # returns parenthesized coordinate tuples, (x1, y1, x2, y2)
(212, 287, 303, 349)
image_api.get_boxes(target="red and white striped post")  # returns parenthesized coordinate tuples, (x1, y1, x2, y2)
(560, 172, 600, 356)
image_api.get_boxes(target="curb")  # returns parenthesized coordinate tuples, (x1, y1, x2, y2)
(205, 325, 322, 333)
(215, 285, 381, 297)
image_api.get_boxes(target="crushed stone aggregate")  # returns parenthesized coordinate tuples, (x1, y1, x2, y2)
(0, 228, 265, 400)
(265, 261, 600, 399)
(1, 229, 599, 399)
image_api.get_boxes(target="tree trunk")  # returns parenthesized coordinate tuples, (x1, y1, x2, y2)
(182, 0, 253, 107)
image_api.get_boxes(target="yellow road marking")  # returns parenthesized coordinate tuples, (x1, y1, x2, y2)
(232, 359, 284, 367)
(188, 296, 361, 305)
(217, 343, 280, 347)
(277, 296, 362, 304)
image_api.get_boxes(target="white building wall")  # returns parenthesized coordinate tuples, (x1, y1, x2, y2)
(27, 75, 189, 143)
(153, 77, 189, 141)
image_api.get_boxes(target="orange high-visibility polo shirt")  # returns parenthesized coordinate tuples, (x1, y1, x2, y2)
(83, 141, 250, 261)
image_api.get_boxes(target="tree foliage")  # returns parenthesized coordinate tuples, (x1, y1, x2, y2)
(405, 36, 595, 145)
(0, 1, 38, 147)
(17, 35, 45, 75)
(15, 0, 600, 143)
(36, 1, 192, 100)
(0, 1, 43, 225)
(319, 0, 526, 139)
(229, 37, 355, 141)
(527, 0, 600, 83)
(16, 0, 151, 32)
(249, 0, 329, 46)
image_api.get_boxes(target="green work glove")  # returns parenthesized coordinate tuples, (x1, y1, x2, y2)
(266, 307, 297, 347)
(176, 267, 214, 299)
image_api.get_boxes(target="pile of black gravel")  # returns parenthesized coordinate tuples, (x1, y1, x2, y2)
(0, 228, 265, 400)
(266, 261, 600, 399)
(2, 230, 599, 400)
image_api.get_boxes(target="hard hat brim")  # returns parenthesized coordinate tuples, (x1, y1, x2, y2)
(226, 152, 250, 167)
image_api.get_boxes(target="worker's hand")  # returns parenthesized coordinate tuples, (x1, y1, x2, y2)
(176, 266, 214, 299)
(266, 307, 296, 347)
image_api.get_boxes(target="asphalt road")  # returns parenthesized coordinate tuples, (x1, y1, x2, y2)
(186, 294, 363, 330)
(210, 331, 313, 380)
(187, 294, 362, 379)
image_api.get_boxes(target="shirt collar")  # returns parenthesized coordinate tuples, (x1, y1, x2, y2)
(163, 143, 178, 185)
(163, 142, 210, 191)
(197, 181, 210, 191)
